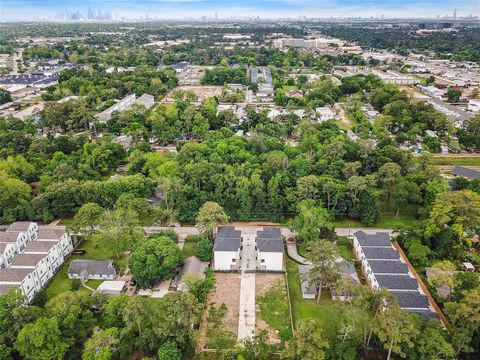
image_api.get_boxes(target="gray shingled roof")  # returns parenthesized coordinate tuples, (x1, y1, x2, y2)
(368, 260, 409, 274)
(257, 227, 281, 238)
(24, 241, 57, 253)
(0, 268, 33, 282)
(214, 227, 241, 251)
(68, 260, 116, 277)
(375, 275, 419, 290)
(363, 247, 400, 260)
(6, 222, 33, 232)
(0, 232, 21, 243)
(257, 238, 284, 253)
(407, 309, 440, 320)
(391, 291, 430, 309)
(173, 256, 209, 287)
(11, 254, 46, 267)
(37, 228, 65, 240)
(452, 166, 480, 179)
(354, 231, 391, 247)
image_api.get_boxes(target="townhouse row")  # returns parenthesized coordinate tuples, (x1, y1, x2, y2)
(213, 227, 284, 271)
(0, 222, 73, 302)
(353, 230, 439, 320)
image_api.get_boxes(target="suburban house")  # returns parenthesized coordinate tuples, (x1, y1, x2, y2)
(256, 227, 284, 271)
(213, 226, 242, 271)
(315, 106, 336, 121)
(452, 166, 480, 180)
(353, 231, 438, 320)
(172, 256, 209, 291)
(68, 260, 116, 280)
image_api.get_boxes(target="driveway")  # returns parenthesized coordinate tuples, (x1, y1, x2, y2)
(237, 229, 257, 341)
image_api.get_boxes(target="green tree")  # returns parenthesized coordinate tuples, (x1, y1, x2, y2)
(195, 201, 229, 238)
(129, 236, 182, 288)
(197, 237, 213, 261)
(371, 305, 419, 360)
(291, 200, 334, 242)
(282, 320, 329, 360)
(446, 87, 462, 103)
(157, 340, 181, 360)
(71, 202, 105, 237)
(82, 328, 119, 360)
(405, 318, 454, 360)
(378, 162, 401, 208)
(0, 88, 12, 105)
(304, 240, 341, 304)
(391, 180, 421, 218)
(14, 317, 70, 360)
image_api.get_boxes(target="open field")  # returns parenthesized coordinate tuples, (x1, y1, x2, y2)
(411, 155, 480, 167)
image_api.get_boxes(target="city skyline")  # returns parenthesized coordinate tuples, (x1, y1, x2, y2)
(1, 0, 479, 21)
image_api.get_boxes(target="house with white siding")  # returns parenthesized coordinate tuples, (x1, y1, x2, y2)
(37, 228, 73, 257)
(0, 243, 16, 268)
(68, 260, 116, 280)
(213, 227, 242, 271)
(353, 230, 439, 320)
(256, 227, 284, 271)
(0, 268, 40, 302)
(0, 231, 29, 254)
(24, 240, 64, 274)
(6, 221, 38, 241)
(10, 254, 52, 287)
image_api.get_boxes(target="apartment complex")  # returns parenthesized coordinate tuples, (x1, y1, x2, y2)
(0, 222, 73, 302)
(353, 230, 439, 320)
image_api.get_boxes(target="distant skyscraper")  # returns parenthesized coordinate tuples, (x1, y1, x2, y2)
(453, 9, 457, 20)
(215, 12, 218, 20)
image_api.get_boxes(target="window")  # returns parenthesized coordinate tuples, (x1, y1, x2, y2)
(231, 259, 236, 263)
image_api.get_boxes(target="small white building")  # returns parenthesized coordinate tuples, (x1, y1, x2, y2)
(68, 260, 116, 280)
(468, 99, 480, 112)
(213, 227, 242, 271)
(256, 227, 284, 271)
(298, 264, 317, 299)
(96, 280, 126, 296)
(315, 106, 336, 121)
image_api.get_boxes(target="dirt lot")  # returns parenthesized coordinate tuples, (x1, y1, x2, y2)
(199, 273, 241, 349)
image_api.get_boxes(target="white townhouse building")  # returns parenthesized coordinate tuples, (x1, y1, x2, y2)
(0, 268, 40, 302)
(6, 221, 38, 241)
(213, 227, 242, 271)
(353, 230, 438, 321)
(10, 254, 52, 287)
(0, 222, 73, 302)
(0, 231, 29, 254)
(24, 240, 65, 274)
(37, 228, 73, 257)
(256, 227, 284, 271)
(0, 243, 16, 268)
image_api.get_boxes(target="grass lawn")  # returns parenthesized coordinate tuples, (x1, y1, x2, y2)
(45, 235, 129, 301)
(286, 257, 346, 330)
(58, 215, 75, 226)
(281, 85, 299, 92)
(182, 235, 200, 258)
(334, 203, 420, 229)
(410, 156, 480, 167)
(257, 280, 292, 341)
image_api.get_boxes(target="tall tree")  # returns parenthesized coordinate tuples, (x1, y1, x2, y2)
(195, 201, 229, 238)
(290, 200, 334, 242)
(82, 328, 119, 360)
(378, 162, 401, 208)
(305, 240, 341, 304)
(282, 320, 329, 360)
(371, 305, 419, 360)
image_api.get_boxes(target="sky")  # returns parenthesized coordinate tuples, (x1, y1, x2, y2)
(1, 0, 479, 21)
